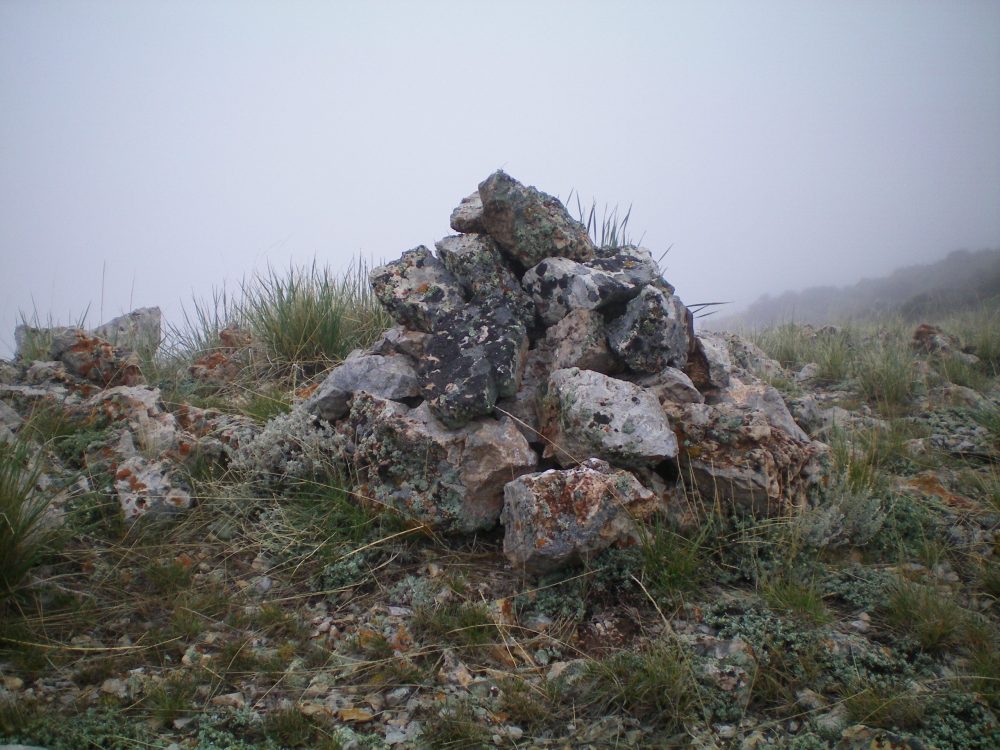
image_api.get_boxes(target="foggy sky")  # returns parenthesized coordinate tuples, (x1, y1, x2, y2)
(2, 0, 999, 357)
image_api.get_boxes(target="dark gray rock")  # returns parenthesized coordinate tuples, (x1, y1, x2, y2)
(418, 305, 528, 428)
(435, 233, 535, 326)
(607, 286, 692, 373)
(522, 246, 660, 325)
(349, 394, 537, 533)
(501, 458, 658, 573)
(304, 353, 420, 422)
(370, 247, 466, 333)
(540, 367, 678, 468)
(478, 171, 595, 268)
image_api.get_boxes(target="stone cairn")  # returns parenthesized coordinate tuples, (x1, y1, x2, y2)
(303, 171, 831, 573)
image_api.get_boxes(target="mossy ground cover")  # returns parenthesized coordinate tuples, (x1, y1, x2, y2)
(2, 295, 999, 748)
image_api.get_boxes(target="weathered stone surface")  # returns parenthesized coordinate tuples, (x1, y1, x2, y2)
(521, 246, 659, 325)
(418, 305, 527, 428)
(115, 456, 192, 521)
(607, 286, 692, 374)
(435, 233, 535, 326)
(49, 329, 145, 387)
(541, 368, 678, 468)
(720, 377, 809, 443)
(911, 323, 979, 365)
(85, 386, 179, 454)
(370, 247, 466, 333)
(449, 191, 485, 233)
(478, 171, 595, 267)
(92, 307, 161, 353)
(501, 458, 657, 573)
(304, 353, 420, 422)
(189, 325, 255, 384)
(349, 394, 537, 533)
(676, 400, 830, 516)
(636, 367, 704, 408)
(25, 360, 69, 384)
(693, 334, 733, 390)
(370, 325, 429, 360)
(495, 347, 550, 442)
(545, 309, 619, 373)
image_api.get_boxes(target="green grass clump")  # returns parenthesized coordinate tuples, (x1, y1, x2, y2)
(0, 440, 57, 603)
(583, 638, 697, 731)
(420, 698, 491, 749)
(881, 578, 966, 652)
(412, 600, 496, 647)
(853, 337, 916, 413)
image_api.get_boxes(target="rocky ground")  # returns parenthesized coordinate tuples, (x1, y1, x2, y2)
(1, 173, 999, 749)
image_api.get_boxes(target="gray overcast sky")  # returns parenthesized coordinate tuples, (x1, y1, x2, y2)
(2, 0, 999, 356)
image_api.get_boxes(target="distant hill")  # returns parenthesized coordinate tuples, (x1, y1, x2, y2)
(708, 248, 1000, 330)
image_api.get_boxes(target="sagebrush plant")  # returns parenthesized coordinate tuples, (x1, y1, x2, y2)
(0, 440, 56, 603)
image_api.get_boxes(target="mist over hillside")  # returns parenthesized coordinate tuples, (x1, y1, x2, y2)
(709, 248, 1000, 330)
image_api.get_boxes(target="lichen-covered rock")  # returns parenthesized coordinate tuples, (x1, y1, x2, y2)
(418, 305, 527, 428)
(85, 386, 179, 454)
(449, 191, 485, 233)
(607, 286, 692, 374)
(349, 394, 537, 533)
(115, 456, 192, 521)
(370, 325, 429, 360)
(540, 368, 678, 469)
(478, 171, 595, 267)
(693, 333, 733, 390)
(304, 353, 420, 422)
(49, 329, 145, 387)
(521, 246, 659, 325)
(544, 309, 619, 373)
(435, 233, 535, 326)
(370, 247, 466, 333)
(495, 347, 551, 443)
(720, 377, 809, 442)
(676, 400, 830, 516)
(501, 458, 658, 573)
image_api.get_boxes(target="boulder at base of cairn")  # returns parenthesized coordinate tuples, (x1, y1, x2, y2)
(501, 458, 659, 573)
(677, 396, 830, 517)
(541, 368, 678, 469)
(349, 393, 537, 533)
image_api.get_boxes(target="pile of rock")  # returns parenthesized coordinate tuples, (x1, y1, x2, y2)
(299, 172, 830, 572)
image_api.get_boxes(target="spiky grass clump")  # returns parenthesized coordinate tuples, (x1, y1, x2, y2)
(0, 440, 56, 603)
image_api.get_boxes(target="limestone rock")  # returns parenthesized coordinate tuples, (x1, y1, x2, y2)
(521, 246, 659, 325)
(495, 347, 551, 443)
(370, 325, 429, 360)
(49, 329, 145, 387)
(418, 305, 527, 428)
(636, 367, 704, 408)
(541, 368, 678, 469)
(693, 333, 733, 390)
(478, 171, 595, 267)
(370, 247, 466, 333)
(304, 353, 420, 422)
(544, 309, 619, 373)
(435, 233, 535, 326)
(115, 456, 192, 521)
(607, 286, 692, 374)
(349, 394, 537, 533)
(677, 400, 830, 517)
(449, 191, 486, 233)
(501, 458, 657, 573)
(85, 386, 179, 455)
(92, 307, 161, 353)
(720, 377, 809, 443)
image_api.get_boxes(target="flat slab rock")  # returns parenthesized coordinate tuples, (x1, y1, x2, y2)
(304, 353, 420, 422)
(501, 458, 658, 573)
(541, 367, 678, 469)
(478, 170, 596, 268)
(349, 393, 537, 533)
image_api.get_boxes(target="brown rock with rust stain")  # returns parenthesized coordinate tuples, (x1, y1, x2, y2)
(49, 329, 144, 387)
(501, 458, 659, 573)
